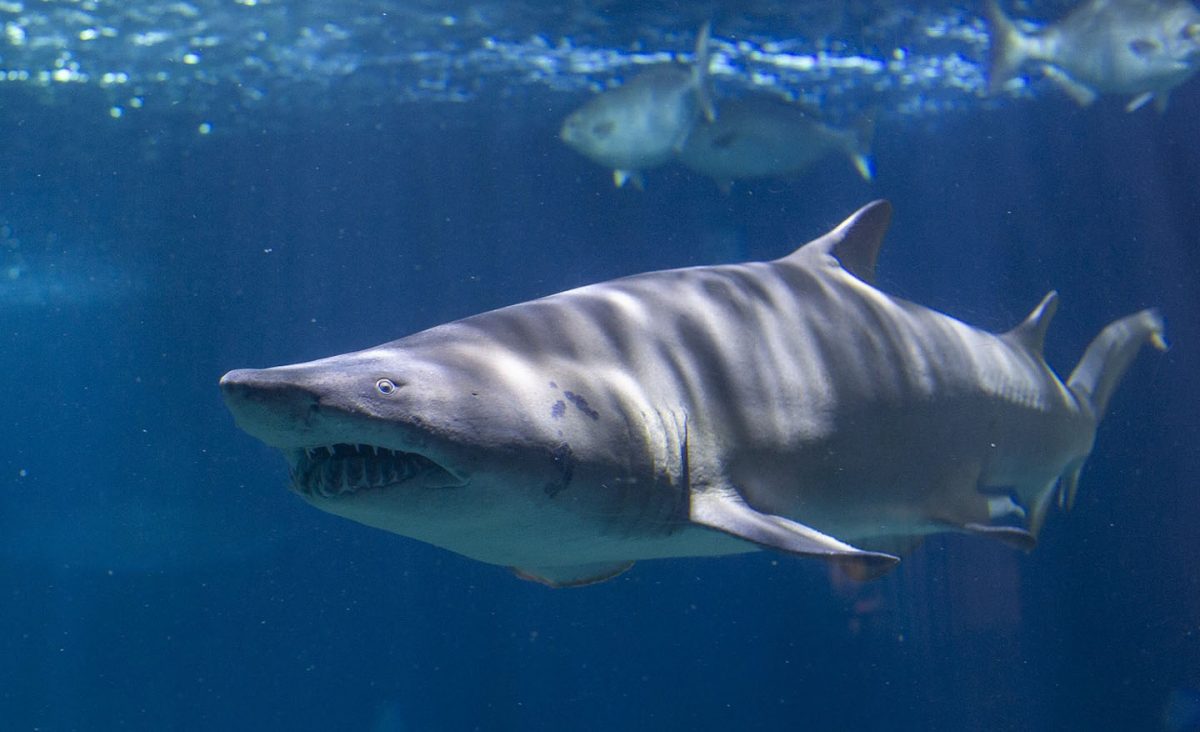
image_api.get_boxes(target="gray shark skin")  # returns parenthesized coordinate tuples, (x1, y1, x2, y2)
(220, 201, 1166, 587)
(986, 0, 1200, 112)
(680, 96, 874, 190)
(560, 24, 713, 189)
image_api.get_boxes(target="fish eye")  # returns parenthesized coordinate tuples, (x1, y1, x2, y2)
(375, 378, 397, 395)
(1128, 38, 1161, 56)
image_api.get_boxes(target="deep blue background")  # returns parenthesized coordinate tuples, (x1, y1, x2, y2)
(0, 77, 1195, 730)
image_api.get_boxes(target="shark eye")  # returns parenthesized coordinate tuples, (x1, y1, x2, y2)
(375, 378, 397, 395)
(1186, 23, 1200, 40)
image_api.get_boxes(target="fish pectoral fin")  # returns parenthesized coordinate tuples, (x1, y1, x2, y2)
(1125, 91, 1155, 113)
(612, 169, 645, 189)
(1041, 66, 1098, 106)
(511, 561, 635, 588)
(962, 523, 1037, 552)
(689, 488, 899, 577)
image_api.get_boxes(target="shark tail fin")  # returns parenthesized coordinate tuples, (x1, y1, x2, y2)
(984, 1, 1032, 95)
(1068, 308, 1167, 421)
(1036, 309, 1167, 519)
(692, 22, 716, 122)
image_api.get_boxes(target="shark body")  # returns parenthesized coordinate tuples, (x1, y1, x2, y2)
(221, 201, 1165, 587)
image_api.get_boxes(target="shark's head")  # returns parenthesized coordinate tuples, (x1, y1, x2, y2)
(220, 320, 683, 569)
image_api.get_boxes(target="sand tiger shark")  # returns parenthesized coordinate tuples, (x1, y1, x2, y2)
(220, 201, 1166, 587)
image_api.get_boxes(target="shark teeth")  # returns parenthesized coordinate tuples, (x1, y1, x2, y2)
(290, 444, 443, 498)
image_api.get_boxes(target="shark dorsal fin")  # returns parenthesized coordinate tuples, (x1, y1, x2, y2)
(1006, 291, 1059, 355)
(788, 199, 893, 284)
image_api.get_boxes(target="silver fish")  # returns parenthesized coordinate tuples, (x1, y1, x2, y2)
(986, 0, 1200, 112)
(560, 24, 714, 188)
(680, 96, 874, 191)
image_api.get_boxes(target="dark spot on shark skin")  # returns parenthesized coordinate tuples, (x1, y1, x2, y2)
(563, 390, 599, 420)
(551, 400, 566, 419)
(544, 442, 575, 497)
(549, 381, 558, 389)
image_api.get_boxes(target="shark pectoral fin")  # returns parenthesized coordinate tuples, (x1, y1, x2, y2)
(689, 489, 899, 576)
(1042, 66, 1098, 106)
(962, 523, 1037, 552)
(835, 535, 926, 581)
(511, 561, 634, 588)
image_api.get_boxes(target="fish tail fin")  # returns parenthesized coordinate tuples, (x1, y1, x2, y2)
(692, 22, 716, 122)
(1067, 308, 1167, 422)
(984, 1, 1031, 95)
(846, 111, 876, 181)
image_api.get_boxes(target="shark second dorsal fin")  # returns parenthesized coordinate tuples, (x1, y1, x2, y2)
(690, 487, 899, 577)
(787, 200, 893, 284)
(1005, 291, 1059, 355)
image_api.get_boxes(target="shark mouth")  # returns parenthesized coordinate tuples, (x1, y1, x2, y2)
(289, 444, 456, 498)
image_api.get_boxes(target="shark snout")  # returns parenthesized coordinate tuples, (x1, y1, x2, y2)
(220, 368, 323, 445)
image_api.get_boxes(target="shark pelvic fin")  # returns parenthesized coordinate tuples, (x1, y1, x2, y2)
(511, 561, 635, 588)
(689, 487, 899, 577)
(790, 199, 892, 284)
(962, 523, 1037, 552)
(1005, 290, 1058, 355)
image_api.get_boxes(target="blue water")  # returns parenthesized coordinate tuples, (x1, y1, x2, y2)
(0, 1, 1197, 729)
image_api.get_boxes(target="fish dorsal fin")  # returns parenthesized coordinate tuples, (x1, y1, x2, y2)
(1005, 290, 1059, 355)
(788, 199, 893, 284)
